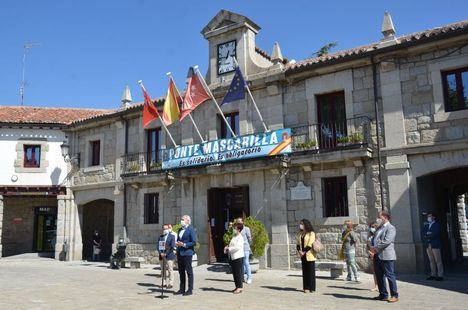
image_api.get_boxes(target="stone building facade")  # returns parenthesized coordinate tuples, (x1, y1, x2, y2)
(2, 11, 467, 274)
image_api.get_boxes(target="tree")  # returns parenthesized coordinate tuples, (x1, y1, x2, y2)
(312, 42, 338, 57)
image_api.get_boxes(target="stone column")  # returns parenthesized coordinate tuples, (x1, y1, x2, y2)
(113, 188, 125, 252)
(457, 195, 468, 252)
(385, 155, 417, 273)
(0, 195, 3, 257)
(55, 194, 67, 260)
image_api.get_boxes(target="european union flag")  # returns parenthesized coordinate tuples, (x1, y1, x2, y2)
(220, 67, 246, 106)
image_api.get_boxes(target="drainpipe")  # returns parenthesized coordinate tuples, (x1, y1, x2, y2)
(371, 57, 386, 211)
(123, 118, 128, 228)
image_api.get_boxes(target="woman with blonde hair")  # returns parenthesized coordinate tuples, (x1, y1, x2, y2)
(296, 219, 316, 293)
(340, 220, 360, 282)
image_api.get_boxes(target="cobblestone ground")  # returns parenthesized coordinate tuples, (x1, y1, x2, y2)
(0, 256, 467, 310)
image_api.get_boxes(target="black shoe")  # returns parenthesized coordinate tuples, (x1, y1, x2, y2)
(173, 290, 185, 295)
(427, 276, 436, 280)
(373, 296, 388, 301)
(183, 291, 193, 296)
(436, 277, 444, 281)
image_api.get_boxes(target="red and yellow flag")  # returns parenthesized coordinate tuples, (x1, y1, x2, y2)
(162, 79, 182, 126)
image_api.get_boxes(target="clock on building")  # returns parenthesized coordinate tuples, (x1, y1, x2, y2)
(217, 40, 236, 75)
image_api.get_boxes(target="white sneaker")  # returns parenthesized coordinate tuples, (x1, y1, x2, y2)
(246, 279, 252, 284)
(355, 277, 361, 283)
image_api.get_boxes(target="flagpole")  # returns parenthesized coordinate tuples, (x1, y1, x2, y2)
(166, 73, 206, 143)
(193, 66, 237, 138)
(138, 80, 178, 148)
(233, 58, 269, 132)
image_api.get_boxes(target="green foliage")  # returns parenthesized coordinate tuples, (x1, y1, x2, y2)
(295, 140, 317, 149)
(312, 42, 338, 57)
(172, 223, 200, 252)
(150, 161, 161, 170)
(127, 162, 140, 172)
(337, 136, 350, 144)
(223, 216, 269, 258)
(349, 132, 364, 143)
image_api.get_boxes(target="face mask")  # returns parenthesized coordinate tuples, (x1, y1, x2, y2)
(163, 229, 169, 235)
(233, 229, 238, 235)
(375, 219, 383, 226)
(370, 227, 376, 233)
(299, 224, 304, 230)
(343, 225, 348, 230)
(180, 220, 186, 227)
(427, 217, 433, 223)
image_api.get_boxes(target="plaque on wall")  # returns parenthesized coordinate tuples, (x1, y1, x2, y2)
(290, 181, 312, 200)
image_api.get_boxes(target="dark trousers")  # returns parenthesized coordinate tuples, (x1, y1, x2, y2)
(230, 258, 243, 289)
(177, 254, 193, 292)
(301, 257, 316, 291)
(374, 256, 398, 298)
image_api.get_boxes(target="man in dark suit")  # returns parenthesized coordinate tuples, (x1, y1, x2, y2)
(371, 210, 399, 303)
(422, 212, 443, 281)
(158, 224, 176, 289)
(174, 215, 197, 296)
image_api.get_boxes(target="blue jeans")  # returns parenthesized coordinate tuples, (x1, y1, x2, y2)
(375, 256, 398, 298)
(344, 250, 359, 280)
(243, 250, 252, 280)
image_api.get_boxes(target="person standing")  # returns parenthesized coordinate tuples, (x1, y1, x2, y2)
(296, 219, 316, 293)
(339, 220, 360, 282)
(225, 223, 245, 294)
(158, 224, 176, 289)
(422, 213, 443, 281)
(371, 211, 399, 303)
(92, 230, 102, 262)
(175, 215, 197, 296)
(367, 221, 380, 291)
(235, 217, 252, 284)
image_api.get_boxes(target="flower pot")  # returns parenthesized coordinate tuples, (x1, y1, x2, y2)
(250, 257, 260, 273)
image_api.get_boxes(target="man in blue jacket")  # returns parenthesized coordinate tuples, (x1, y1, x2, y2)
(422, 213, 443, 281)
(158, 224, 176, 289)
(174, 215, 197, 296)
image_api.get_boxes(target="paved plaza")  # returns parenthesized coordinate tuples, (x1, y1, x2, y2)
(0, 256, 467, 310)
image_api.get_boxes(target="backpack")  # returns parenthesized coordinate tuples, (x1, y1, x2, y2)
(312, 236, 324, 253)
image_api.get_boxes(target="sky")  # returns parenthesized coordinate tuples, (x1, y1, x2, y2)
(0, 0, 467, 109)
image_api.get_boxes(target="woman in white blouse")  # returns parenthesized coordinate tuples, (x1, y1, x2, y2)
(224, 223, 245, 294)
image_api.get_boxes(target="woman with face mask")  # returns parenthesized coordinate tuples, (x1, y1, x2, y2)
(224, 223, 245, 294)
(296, 219, 316, 293)
(367, 222, 379, 291)
(339, 220, 360, 282)
(92, 230, 102, 262)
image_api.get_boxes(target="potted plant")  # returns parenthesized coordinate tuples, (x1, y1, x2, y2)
(127, 162, 140, 173)
(337, 136, 349, 147)
(295, 140, 317, 151)
(150, 161, 161, 170)
(349, 132, 364, 144)
(223, 216, 269, 273)
(172, 223, 200, 268)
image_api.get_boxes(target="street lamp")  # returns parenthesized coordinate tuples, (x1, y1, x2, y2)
(60, 141, 80, 167)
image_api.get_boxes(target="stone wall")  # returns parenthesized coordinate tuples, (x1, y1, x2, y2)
(401, 47, 468, 145)
(1, 196, 57, 257)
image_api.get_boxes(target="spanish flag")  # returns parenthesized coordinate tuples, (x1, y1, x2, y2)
(162, 79, 182, 126)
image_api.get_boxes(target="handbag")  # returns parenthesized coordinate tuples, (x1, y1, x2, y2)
(312, 236, 324, 253)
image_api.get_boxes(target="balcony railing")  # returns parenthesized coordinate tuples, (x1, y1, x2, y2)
(291, 116, 373, 152)
(121, 151, 164, 175)
(121, 116, 373, 176)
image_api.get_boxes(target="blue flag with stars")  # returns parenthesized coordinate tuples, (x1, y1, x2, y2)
(221, 67, 246, 106)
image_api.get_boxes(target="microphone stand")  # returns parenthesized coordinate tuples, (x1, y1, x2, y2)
(156, 255, 169, 299)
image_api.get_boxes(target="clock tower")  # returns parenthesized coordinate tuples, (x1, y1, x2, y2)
(201, 10, 283, 88)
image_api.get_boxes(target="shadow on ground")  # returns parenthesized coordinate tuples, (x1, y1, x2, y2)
(323, 293, 375, 300)
(260, 286, 302, 292)
(199, 287, 233, 293)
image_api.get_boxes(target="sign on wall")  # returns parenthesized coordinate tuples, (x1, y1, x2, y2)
(162, 128, 292, 169)
(290, 181, 312, 200)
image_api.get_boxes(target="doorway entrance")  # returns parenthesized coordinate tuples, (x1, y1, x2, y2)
(317, 91, 347, 149)
(33, 207, 57, 254)
(207, 186, 250, 262)
(81, 199, 114, 261)
(416, 167, 468, 272)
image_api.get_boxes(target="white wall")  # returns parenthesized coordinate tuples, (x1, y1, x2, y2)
(0, 128, 68, 186)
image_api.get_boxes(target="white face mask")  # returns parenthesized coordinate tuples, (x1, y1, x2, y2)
(163, 229, 169, 235)
(375, 219, 383, 226)
(427, 217, 433, 223)
(370, 227, 376, 233)
(180, 220, 187, 227)
(343, 225, 348, 230)
(299, 224, 304, 230)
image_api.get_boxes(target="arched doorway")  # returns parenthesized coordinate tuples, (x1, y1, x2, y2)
(416, 166, 468, 272)
(81, 199, 114, 261)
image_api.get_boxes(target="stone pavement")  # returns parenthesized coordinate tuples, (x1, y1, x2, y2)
(0, 257, 467, 310)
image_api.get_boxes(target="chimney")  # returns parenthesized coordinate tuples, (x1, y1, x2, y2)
(271, 42, 284, 64)
(378, 11, 399, 48)
(120, 85, 132, 108)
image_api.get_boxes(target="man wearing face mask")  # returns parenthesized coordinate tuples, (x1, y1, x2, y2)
(174, 215, 197, 296)
(158, 224, 176, 289)
(422, 213, 443, 281)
